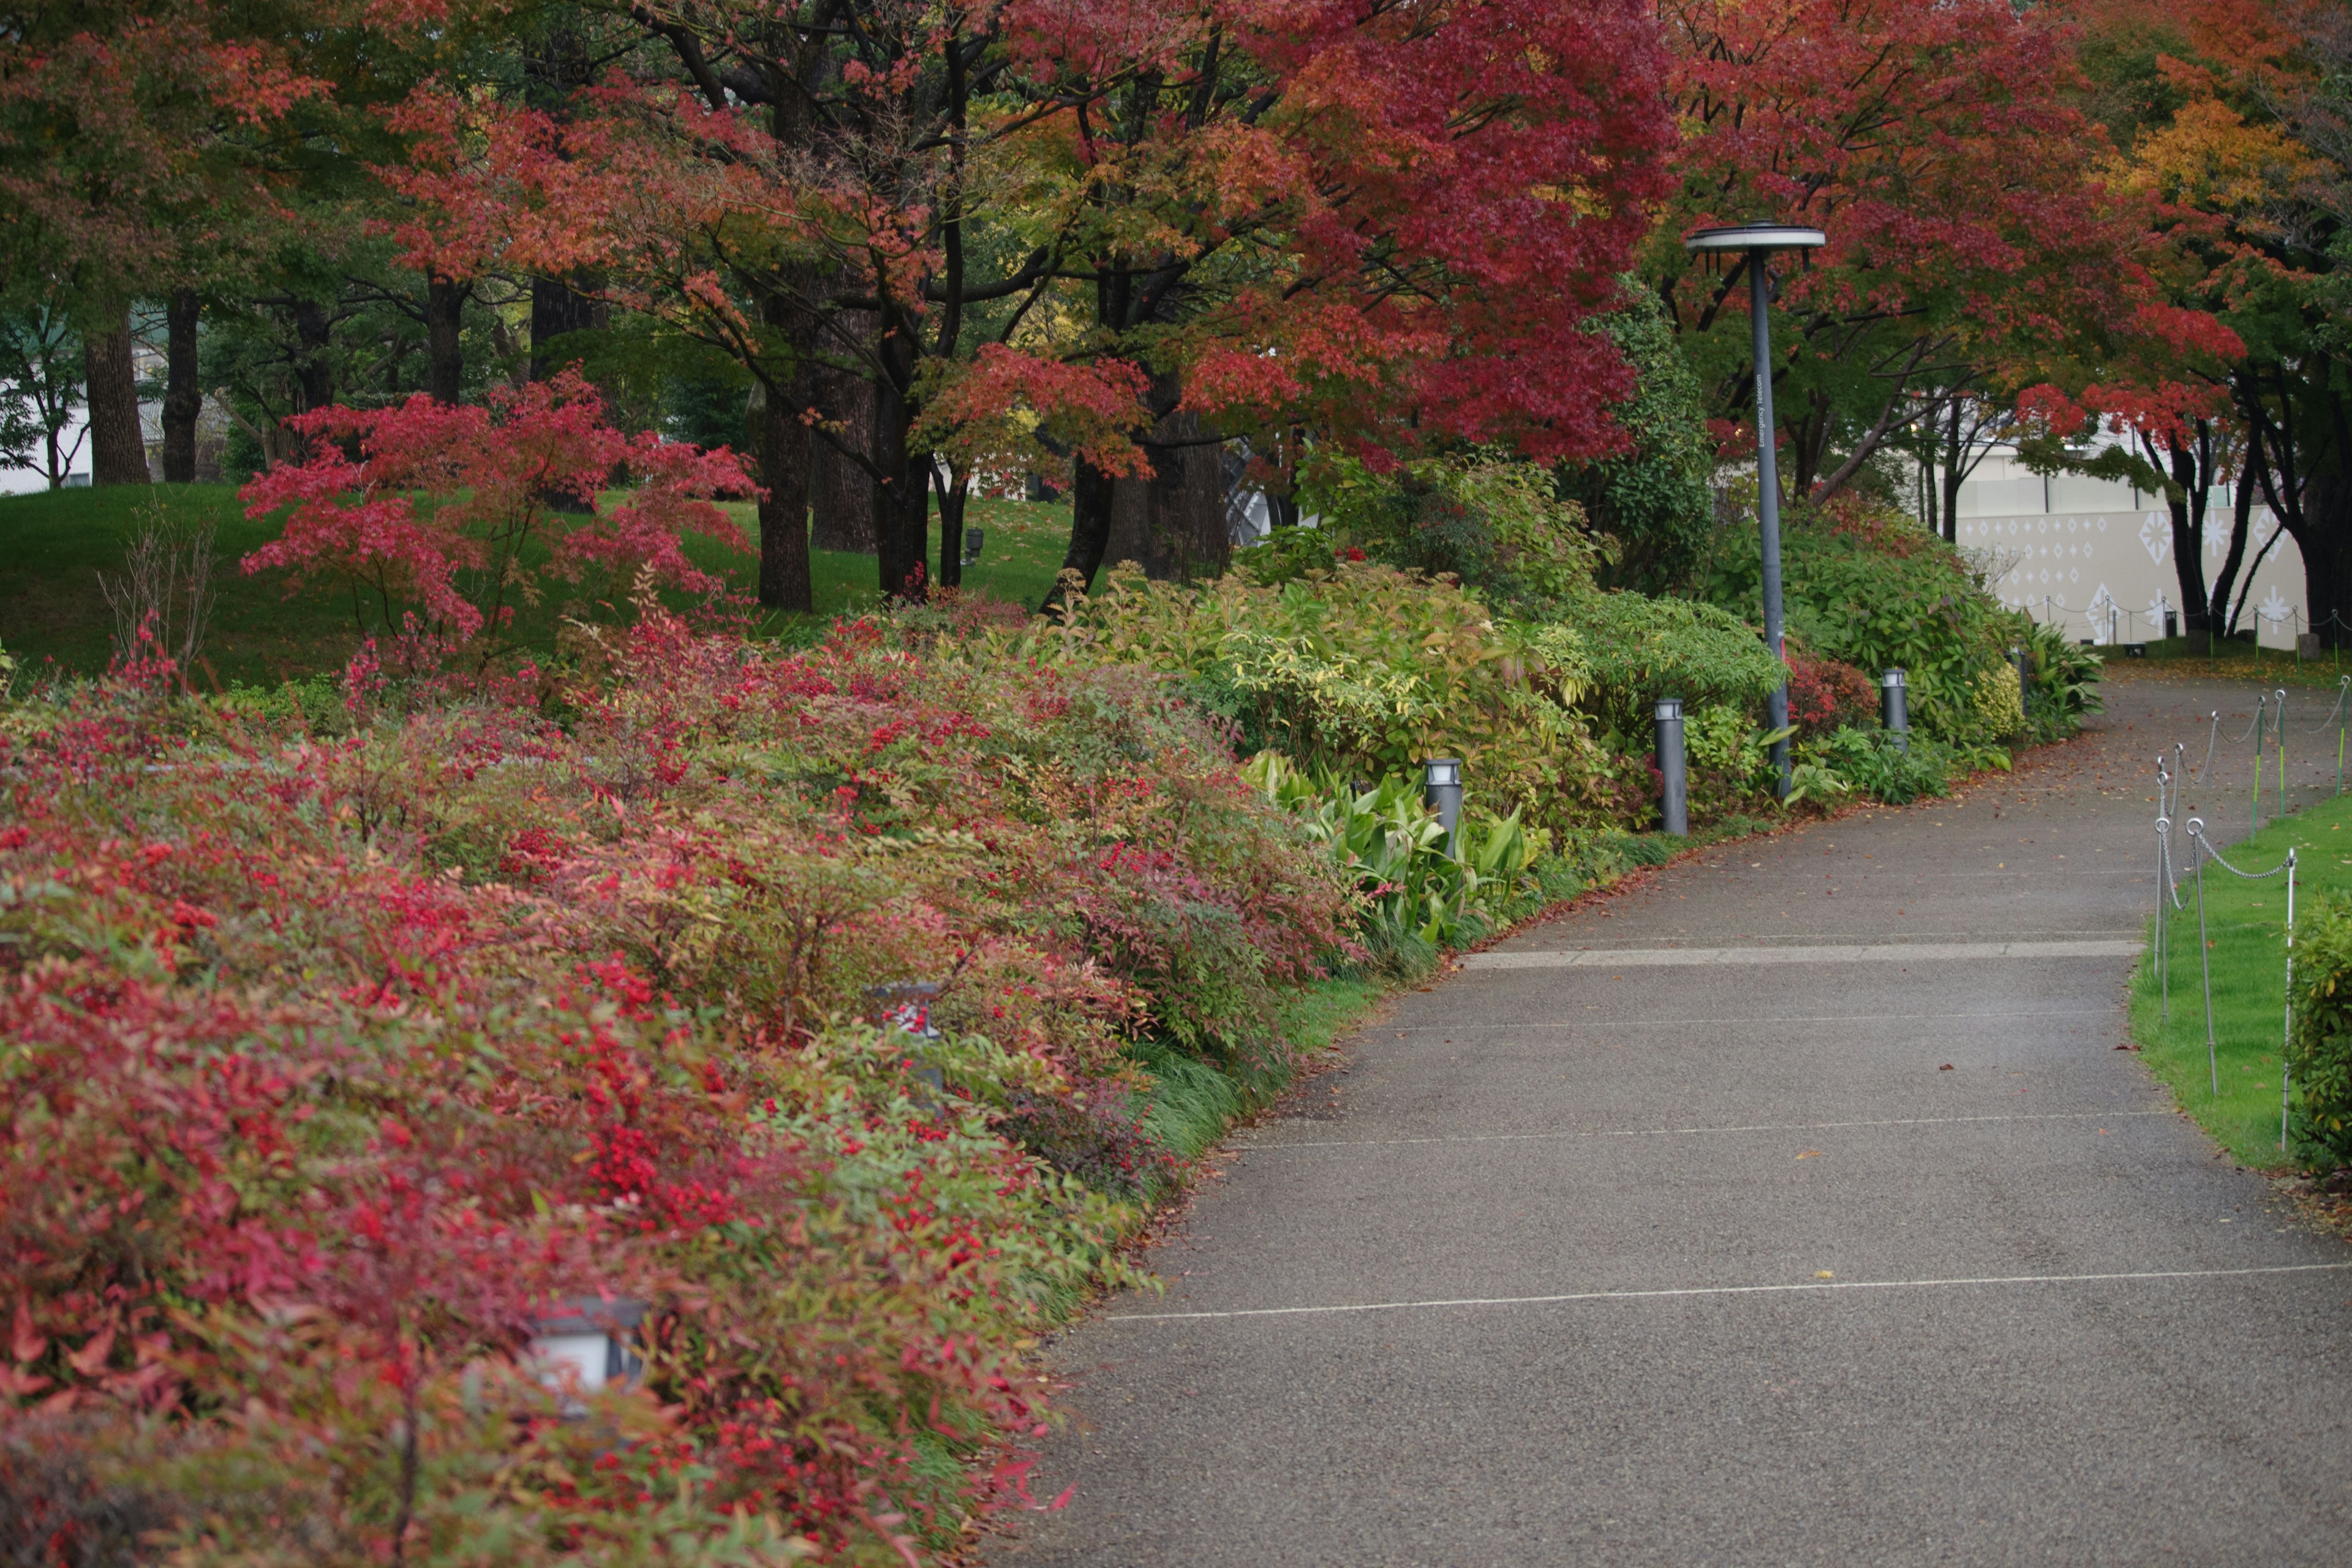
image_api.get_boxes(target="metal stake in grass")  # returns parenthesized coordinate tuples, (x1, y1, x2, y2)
(2282, 846, 2297, 1153)
(2155, 809, 2171, 1023)
(2251, 695, 2267, 835)
(2275, 687, 2288, 818)
(2189, 818, 2218, 1096)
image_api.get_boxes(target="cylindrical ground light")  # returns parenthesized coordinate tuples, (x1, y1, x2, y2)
(2011, 643, 2030, 720)
(1422, 758, 1463, 858)
(1881, 668, 1909, 752)
(1655, 698, 1687, 837)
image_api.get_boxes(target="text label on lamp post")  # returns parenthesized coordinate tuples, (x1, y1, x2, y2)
(1683, 223, 1826, 797)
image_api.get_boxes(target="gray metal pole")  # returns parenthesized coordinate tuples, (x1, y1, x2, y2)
(1751, 257, 1792, 798)
(1880, 668, 1908, 751)
(1656, 698, 1688, 835)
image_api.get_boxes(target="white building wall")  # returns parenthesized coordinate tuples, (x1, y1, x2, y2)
(1945, 451, 2308, 649)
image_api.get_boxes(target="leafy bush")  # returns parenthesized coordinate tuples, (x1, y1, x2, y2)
(2022, 619, 2105, 740)
(1039, 561, 1619, 835)
(2289, 891, 2352, 1171)
(0, 603, 1357, 1562)
(239, 369, 754, 649)
(1558, 293, 1715, 595)
(1256, 454, 1602, 612)
(1972, 660, 2026, 738)
(1242, 752, 1545, 961)
(1801, 727, 1956, 806)
(1553, 590, 1786, 734)
(1703, 494, 2090, 745)
(1787, 651, 1878, 738)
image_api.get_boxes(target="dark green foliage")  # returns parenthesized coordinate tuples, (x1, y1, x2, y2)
(663, 375, 756, 452)
(2290, 891, 2352, 1170)
(1560, 294, 1714, 594)
(1278, 455, 1602, 613)
(1703, 500, 2060, 745)
(1558, 589, 1785, 731)
(1809, 728, 1954, 805)
(2021, 619, 2106, 740)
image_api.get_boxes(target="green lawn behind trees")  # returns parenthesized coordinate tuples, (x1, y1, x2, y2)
(0, 483, 1074, 684)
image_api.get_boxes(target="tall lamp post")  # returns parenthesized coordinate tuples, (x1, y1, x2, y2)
(1683, 223, 1826, 797)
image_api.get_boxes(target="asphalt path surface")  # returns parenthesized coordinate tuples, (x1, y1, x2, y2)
(997, 669, 2352, 1567)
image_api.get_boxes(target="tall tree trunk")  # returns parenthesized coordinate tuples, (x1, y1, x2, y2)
(935, 464, 968, 588)
(2208, 446, 2260, 641)
(530, 277, 600, 380)
(162, 290, 201, 483)
(82, 310, 146, 484)
(2154, 433, 2214, 634)
(870, 361, 929, 601)
(290, 300, 334, 412)
(1102, 393, 1226, 582)
(810, 318, 878, 552)
(758, 369, 814, 611)
(2305, 468, 2352, 652)
(1049, 456, 1119, 608)
(1938, 398, 1963, 545)
(426, 278, 466, 403)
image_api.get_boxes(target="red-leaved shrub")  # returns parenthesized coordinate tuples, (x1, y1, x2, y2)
(1785, 651, 1879, 737)
(0, 602, 1352, 1562)
(239, 370, 754, 648)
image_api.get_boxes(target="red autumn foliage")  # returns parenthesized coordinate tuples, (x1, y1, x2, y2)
(1786, 651, 1880, 738)
(238, 371, 755, 646)
(0, 600, 1351, 1560)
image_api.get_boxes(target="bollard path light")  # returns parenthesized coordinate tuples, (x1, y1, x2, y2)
(1684, 222, 1826, 798)
(1422, 758, 1464, 858)
(1655, 698, 1688, 836)
(1880, 668, 1909, 752)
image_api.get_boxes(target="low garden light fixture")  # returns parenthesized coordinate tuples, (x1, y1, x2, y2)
(529, 1296, 647, 1412)
(1654, 698, 1687, 836)
(1422, 758, 1463, 857)
(1881, 668, 1909, 751)
(1683, 222, 1827, 798)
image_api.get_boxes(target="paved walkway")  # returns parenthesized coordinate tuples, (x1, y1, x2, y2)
(1000, 672, 2352, 1567)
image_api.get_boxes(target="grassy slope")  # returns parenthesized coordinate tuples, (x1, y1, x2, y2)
(2130, 788, 2352, 1166)
(0, 483, 1076, 686)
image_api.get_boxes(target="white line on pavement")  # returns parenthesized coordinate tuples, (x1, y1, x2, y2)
(1109, 1263, 2352, 1324)
(1464, 940, 2144, 970)
(1234, 1109, 2174, 1152)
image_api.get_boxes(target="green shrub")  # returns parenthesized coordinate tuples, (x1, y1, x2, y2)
(2289, 891, 2352, 1170)
(1037, 561, 1619, 834)
(1260, 453, 1602, 612)
(1553, 590, 1785, 734)
(1703, 495, 2089, 745)
(1803, 728, 1956, 806)
(2022, 619, 2105, 739)
(1241, 750, 1546, 962)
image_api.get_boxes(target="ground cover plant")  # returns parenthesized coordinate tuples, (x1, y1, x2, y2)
(2131, 790, 2352, 1169)
(0, 597, 1381, 1562)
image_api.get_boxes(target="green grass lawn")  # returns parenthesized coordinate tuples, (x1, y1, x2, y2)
(0, 482, 1076, 686)
(2131, 788, 2352, 1166)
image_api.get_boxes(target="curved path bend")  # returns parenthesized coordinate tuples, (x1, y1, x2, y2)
(1001, 671, 2352, 1567)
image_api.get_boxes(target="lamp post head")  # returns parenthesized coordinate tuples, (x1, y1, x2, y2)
(1682, 224, 1827, 254)
(1422, 758, 1461, 790)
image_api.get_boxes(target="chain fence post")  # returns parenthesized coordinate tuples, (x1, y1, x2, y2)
(2277, 688, 2289, 820)
(2283, 848, 2297, 1153)
(2190, 820, 2218, 1096)
(2252, 694, 2267, 835)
